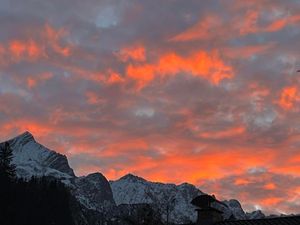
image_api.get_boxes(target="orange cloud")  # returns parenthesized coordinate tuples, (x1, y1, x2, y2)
(263, 183, 276, 190)
(170, 15, 222, 42)
(278, 86, 299, 110)
(27, 40, 44, 59)
(26, 78, 37, 89)
(26, 72, 53, 89)
(171, 10, 300, 43)
(9, 40, 26, 59)
(1, 120, 53, 139)
(8, 39, 45, 62)
(234, 178, 252, 186)
(263, 15, 300, 33)
(129, 147, 274, 183)
(101, 139, 149, 157)
(243, 13, 300, 35)
(126, 50, 233, 89)
(126, 64, 155, 89)
(199, 126, 245, 139)
(261, 197, 282, 206)
(117, 45, 146, 62)
(106, 70, 124, 84)
(0, 24, 72, 65)
(85, 91, 106, 105)
(238, 10, 259, 35)
(74, 144, 293, 187)
(44, 24, 72, 57)
(224, 43, 275, 59)
(271, 164, 300, 177)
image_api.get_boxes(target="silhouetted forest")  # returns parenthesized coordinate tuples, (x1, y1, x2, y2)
(0, 142, 75, 225)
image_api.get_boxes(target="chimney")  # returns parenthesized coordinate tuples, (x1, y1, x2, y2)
(191, 195, 225, 225)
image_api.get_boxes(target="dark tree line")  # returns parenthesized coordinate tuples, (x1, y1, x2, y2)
(0, 142, 75, 225)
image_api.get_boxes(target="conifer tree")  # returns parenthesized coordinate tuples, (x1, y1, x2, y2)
(0, 142, 16, 181)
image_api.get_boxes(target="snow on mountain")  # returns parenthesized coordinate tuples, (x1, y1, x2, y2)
(75, 172, 116, 211)
(110, 173, 203, 224)
(1, 131, 115, 212)
(246, 210, 266, 219)
(6, 131, 75, 181)
(217, 199, 247, 220)
(110, 174, 265, 224)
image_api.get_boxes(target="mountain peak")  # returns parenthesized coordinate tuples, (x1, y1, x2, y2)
(12, 131, 35, 143)
(1, 131, 76, 178)
(111, 173, 204, 224)
(2, 131, 36, 148)
(86, 172, 107, 181)
(119, 173, 147, 182)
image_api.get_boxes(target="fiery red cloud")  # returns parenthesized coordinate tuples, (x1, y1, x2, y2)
(0, 0, 300, 215)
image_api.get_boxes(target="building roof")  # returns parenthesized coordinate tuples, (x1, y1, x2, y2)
(216, 216, 300, 225)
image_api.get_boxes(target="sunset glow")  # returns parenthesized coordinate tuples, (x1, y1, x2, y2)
(1, 0, 300, 215)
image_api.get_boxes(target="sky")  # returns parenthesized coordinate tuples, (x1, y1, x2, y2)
(0, 0, 300, 215)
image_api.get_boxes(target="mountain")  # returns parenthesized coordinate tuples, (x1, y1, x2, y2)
(111, 174, 265, 224)
(8, 131, 75, 180)
(75, 172, 115, 211)
(246, 210, 266, 219)
(1, 132, 116, 215)
(1, 131, 265, 224)
(110, 174, 202, 223)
